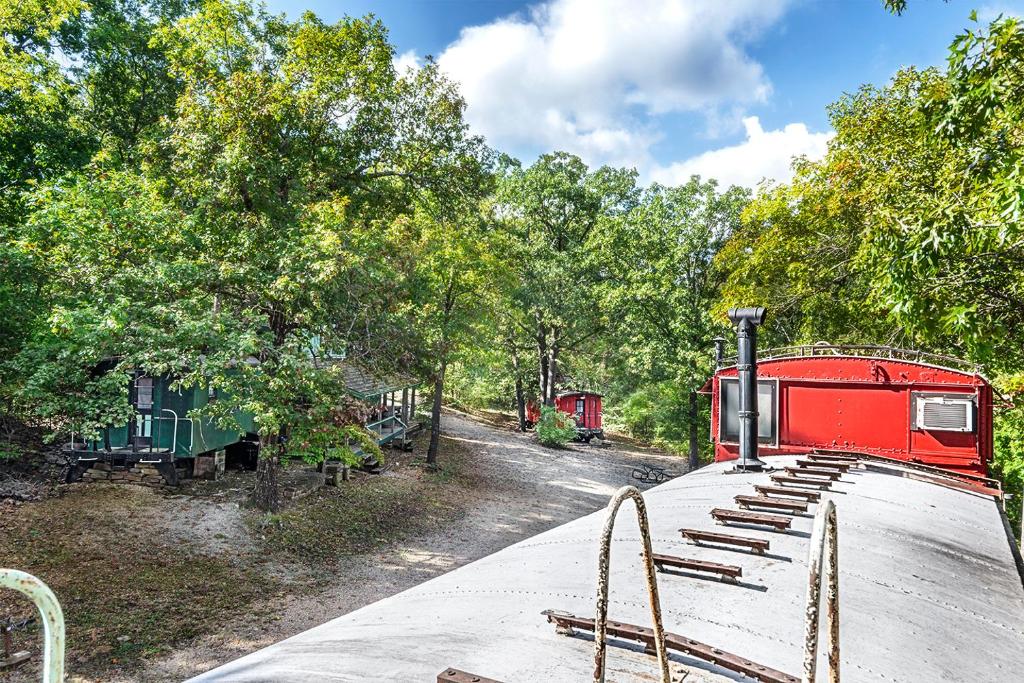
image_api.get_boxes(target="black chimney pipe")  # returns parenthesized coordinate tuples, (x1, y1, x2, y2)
(713, 336, 727, 369)
(727, 307, 767, 471)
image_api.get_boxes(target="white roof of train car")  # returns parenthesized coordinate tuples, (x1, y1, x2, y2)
(190, 456, 1024, 682)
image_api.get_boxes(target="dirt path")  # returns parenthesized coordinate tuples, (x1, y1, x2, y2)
(99, 413, 683, 681)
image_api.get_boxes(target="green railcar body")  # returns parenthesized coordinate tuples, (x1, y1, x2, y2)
(75, 374, 256, 460)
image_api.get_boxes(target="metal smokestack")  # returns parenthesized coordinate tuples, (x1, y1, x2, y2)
(713, 336, 727, 369)
(727, 307, 767, 471)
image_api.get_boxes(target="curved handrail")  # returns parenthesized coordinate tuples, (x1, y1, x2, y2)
(593, 486, 670, 683)
(160, 409, 179, 453)
(0, 569, 65, 682)
(802, 499, 839, 683)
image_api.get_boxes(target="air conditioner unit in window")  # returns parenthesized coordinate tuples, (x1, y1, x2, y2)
(915, 395, 975, 433)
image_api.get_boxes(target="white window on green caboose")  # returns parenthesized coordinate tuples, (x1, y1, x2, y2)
(719, 378, 778, 446)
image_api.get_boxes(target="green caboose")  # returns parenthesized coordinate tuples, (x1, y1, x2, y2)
(65, 372, 258, 484)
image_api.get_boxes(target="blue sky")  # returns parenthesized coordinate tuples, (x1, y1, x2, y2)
(264, 0, 1024, 188)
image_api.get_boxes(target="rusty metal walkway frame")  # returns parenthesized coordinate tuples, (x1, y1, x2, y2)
(594, 485, 670, 683)
(802, 500, 839, 683)
(0, 569, 65, 682)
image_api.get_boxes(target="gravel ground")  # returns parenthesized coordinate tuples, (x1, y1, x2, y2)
(86, 412, 685, 682)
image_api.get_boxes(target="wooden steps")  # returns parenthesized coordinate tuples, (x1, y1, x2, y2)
(711, 508, 792, 531)
(770, 474, 832, 489)
(649, 552, 743, 582)
(783, 466, 841, 480)
(679, 528, 770, 555)
(754, 484, 821, 502)
(734, 494, 808, 514)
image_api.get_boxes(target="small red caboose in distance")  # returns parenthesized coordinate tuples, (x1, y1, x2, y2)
(706, 345, 994, 477)
(526, 391, 604, 442)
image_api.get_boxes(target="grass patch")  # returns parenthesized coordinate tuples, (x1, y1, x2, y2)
(253, 435, 475, 565)
(0, 487, 277, 678)
(253, 475, 457, 563)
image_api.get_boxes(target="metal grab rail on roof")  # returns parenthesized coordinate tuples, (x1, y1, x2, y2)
(802, 500, 840, 683)
(721, 344, 984, 376)
(593, 486, 670, 683)
(0, 569, 65, 683)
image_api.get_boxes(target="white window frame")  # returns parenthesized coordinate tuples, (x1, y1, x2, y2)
(718, 377, 780, 448)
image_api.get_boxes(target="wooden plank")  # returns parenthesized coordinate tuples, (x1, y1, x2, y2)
(542, 611, 799, 683)
(808, 452, 858, 462)
(679, 528, 769, 554)
(754, 484, 821, 502)
(795, 460, 849, 472)
(649, 552, 743, 581)
(783, 466, 841, 480)
(734, 495, 808, 513)
(770, 474, 832, 489)
(711, 507, 792, 531)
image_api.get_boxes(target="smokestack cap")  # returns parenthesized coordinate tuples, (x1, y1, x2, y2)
(727, 307, 767, 326)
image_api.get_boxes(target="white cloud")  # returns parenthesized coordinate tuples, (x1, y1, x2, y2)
(436, 0, 790, 171)
(977, 5, 1023, 23)
(650, 117, 833, 189)
(393, 49, 422, 74)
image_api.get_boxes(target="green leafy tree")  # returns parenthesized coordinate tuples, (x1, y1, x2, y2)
(594, 178, 747, 466)
(535, 404, 576, 448)
(403, 188, 500, 467)
(496, 152, 638, 406)
(13, 1, 486, 511)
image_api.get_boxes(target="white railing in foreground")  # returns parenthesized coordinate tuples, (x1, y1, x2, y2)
(0, 569, 65, 682)
(802, 499, 840, 683)
(593, 485, 671, 683)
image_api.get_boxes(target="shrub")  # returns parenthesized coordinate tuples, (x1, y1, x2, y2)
(535, 405, 577, 448)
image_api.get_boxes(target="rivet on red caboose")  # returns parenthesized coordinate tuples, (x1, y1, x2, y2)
(702, 345, 994, 477)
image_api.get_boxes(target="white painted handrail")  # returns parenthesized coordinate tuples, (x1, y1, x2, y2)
(593, 486, 670, 683)
(802, 499, 840, 683)
(0, 569, 65, 682)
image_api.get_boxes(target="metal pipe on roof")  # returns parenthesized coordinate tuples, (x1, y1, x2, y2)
(728, 307, 767, 471)
(713, 336, 727, 369)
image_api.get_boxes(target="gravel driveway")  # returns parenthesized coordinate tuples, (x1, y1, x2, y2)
(137, 411, 685, 682)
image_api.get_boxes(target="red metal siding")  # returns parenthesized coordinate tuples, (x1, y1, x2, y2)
(554, 392, 602, 430)
(710, 356, 992, 477)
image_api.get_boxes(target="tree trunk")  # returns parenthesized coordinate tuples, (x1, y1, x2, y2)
(515, 378, 527, 432)
(688, 389, 700, 472)
(545, 327, 559, 405)
(426, 362, 447, 467)
(537, 323, 549, 405)
(253, 431, 283, 512)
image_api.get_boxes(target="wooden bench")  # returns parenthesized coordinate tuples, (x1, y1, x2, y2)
(734, 495, 808, 514)
(754, 484, 821, 502)
(784, 466, 841, 480)
(648, 552, 743, 583)
(770, 474, 832, 489)
(711, 508, 792, 532)
(679, 528, 770, 555)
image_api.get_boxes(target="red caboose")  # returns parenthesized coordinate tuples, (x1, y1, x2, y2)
(706, 345, 994, 477)
(526, 391, 604, 442)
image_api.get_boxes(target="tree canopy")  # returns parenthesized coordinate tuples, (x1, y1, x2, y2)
(2, 1, 1023, 527)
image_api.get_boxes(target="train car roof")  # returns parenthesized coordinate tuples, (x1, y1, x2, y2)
(189, 456, 1024, 682)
